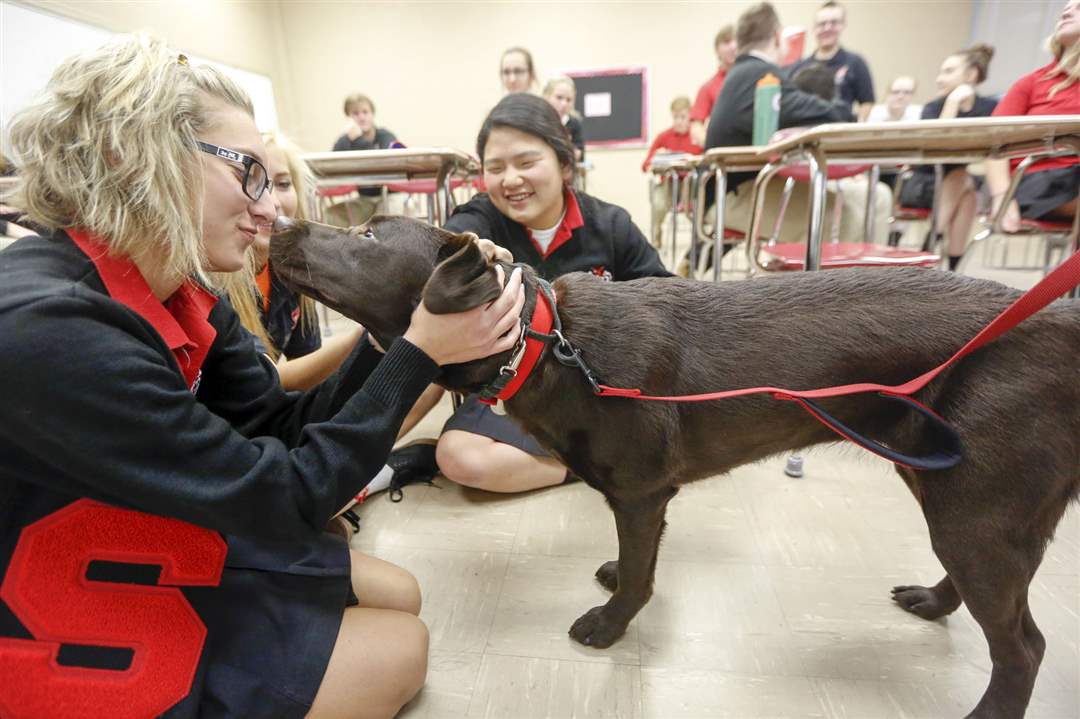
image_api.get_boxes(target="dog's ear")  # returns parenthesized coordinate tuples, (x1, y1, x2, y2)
(422, 233, 502, 314)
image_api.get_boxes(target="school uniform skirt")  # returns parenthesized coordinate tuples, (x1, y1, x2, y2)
(1015, 165, 1080, 221)
(442, 394, 552, 457)
(176, 532, 353, 718)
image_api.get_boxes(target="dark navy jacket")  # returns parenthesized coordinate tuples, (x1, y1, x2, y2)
(0, 230, 438, 717)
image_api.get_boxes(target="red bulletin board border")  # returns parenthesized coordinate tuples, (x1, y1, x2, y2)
(564, 66, 649, 148)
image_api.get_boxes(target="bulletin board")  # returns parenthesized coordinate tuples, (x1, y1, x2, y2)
(565, 67, 648, 148)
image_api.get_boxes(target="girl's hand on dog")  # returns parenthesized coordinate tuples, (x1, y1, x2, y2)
(404, 265, 524, 366)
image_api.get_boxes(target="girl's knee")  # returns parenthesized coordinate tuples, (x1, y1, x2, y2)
(394, 570, 423, 616)
(436, 435, 494, 489)
(390, 615, 429, 704)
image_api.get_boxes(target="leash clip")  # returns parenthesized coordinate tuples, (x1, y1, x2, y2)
(551, 330, 602, 394)
(498, 320, 529, 377)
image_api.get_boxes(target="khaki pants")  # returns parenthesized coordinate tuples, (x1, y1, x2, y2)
(322, 194, 381, 228)
(650, 180, 692, 246)
(710, 175, 892, 245)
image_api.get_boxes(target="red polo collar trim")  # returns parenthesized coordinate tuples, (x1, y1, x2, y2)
(479, 284, 555, 406)
(529, 189, 584, 259)
(67, 228, 218, 391)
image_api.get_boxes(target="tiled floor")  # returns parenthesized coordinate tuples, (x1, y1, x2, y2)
(338, 229, 1079, 719)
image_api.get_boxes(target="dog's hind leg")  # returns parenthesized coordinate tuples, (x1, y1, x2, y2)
(569, 487, 676, 648)
(926, 521, 1047, 718)
(890, 575, 962, 620)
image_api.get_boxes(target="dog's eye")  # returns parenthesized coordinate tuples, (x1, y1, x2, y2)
(363, 229, 375, 239)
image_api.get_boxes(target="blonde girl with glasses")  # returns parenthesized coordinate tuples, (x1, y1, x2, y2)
(0, 33, 523, 719)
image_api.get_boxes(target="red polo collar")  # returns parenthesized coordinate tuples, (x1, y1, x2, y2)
(67, 228, 218, 392)
(527, 189, 584, 259)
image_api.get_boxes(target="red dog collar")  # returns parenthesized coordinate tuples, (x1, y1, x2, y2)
(478, 282, 555, 406)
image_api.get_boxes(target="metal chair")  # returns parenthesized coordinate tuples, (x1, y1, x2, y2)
(746, 163, 939, 273)
(968, 154, 1079, 277)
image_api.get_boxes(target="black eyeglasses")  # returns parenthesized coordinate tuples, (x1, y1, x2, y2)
(198, 141, 272, 201)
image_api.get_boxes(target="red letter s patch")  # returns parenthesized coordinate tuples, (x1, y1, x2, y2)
(0, 500, 226, 718)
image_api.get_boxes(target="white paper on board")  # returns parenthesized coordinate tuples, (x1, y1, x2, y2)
(583, 92, 612, 118)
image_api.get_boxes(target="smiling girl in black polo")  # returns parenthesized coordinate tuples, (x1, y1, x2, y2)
(437, 93, 671, 494)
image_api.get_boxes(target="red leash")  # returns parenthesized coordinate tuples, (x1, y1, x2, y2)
(595, 249, 1080, 470)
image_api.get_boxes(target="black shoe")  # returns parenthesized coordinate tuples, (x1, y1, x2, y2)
(339, 508, 361, 533)
(386, 441, 440, 502)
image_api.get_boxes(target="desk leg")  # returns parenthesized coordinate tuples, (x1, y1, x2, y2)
(648, 175, 658, 247)
(435, 166, 452, 227)
(668, 169, 680, 269)
(805, 147, 827, 272)
(863, 165, 879, 243)
(747, 162, 781, 273)
(1070, 202, 1080, 299)
(713, 168, 727, 283)
(926, 164, 945, 256)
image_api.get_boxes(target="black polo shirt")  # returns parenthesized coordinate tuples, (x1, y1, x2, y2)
(705, 54, 854, 190)
(444, 189, 672, 281)
(786, 47, 875, 109)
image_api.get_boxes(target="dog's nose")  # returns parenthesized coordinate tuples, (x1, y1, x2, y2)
(273, 215, 297, 233)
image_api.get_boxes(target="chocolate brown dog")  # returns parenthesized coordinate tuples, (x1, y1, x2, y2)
(271, 214, 1079, 719)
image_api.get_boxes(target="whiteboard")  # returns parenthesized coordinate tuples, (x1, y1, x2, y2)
(0, 2, 278, 136)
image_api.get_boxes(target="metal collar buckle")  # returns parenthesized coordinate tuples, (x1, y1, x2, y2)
(498, 319, 529, 379)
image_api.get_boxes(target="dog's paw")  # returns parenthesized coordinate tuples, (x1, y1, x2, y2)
(568, 606, 626, 648)
(891, 585, 957, 621)
(595, 561, 618, 592)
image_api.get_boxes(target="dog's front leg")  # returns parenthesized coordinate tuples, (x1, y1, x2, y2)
(569, 490, 674, 648)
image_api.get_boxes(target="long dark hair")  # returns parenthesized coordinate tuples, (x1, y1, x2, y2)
(477, 93, 577, 181)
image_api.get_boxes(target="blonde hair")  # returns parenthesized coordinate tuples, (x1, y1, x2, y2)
(224, 131, 318, 361)
(6, 33, 254, 287)
(542, 76, 576, 100)
(1046, 32, 1080, 97)
(670, 96, 692, 113)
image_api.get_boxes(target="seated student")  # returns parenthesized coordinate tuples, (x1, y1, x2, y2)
(0, 34, 525, 719)
(867, 76, 923, 197)
(690, 24, 738, 147)
(223, 132, 445, 516)
(867, 76, 922, 123)
(786, 1, 876, 120)
(986, 0, 1079, 233)
(704, 2, 892, 245)
(436, 93, 672, 493)
(328, 93, 399, 226)
(333, 93, 399, 151)
(641, 95, 704, 246)
(898, 44, 997, 269)
(543, 76, 585, 161)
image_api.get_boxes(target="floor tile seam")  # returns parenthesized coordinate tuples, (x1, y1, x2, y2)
(426, 649, 485, 719)
(479, 646, 643, 668)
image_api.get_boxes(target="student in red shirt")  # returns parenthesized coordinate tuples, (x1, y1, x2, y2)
(689, 24, 738, 147)
(642, 96, 704, 246)
(986, 0, 1080, 232)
